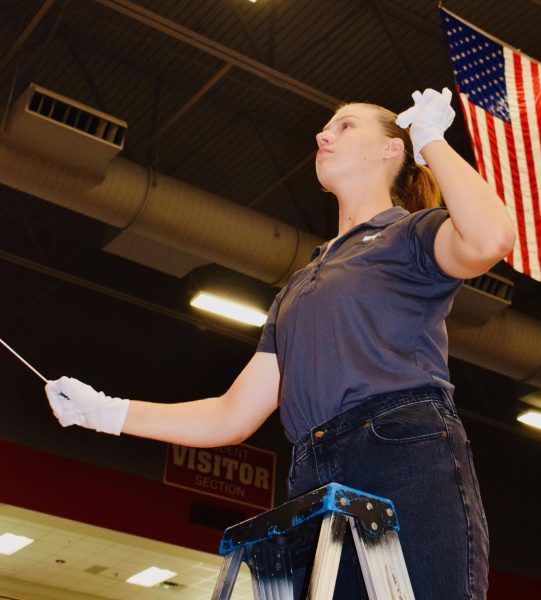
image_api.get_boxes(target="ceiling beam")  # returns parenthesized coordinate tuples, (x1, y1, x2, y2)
(368, 0, 422, 89)
(93, 0, 342, 109)
(0, 0, 56, 74)
(247, 151, 316, 209)
(247, 116, 316, 232)
(58, 29, 325, 143)
(150, 64, 232, 145)
(380, 0, 445, 41)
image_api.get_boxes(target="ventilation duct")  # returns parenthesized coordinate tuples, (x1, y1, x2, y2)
(0, 142, 320, 287)
(4, 84, 126, 180)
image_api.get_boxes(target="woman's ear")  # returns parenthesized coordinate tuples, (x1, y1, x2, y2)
(384, 137, 405, 159)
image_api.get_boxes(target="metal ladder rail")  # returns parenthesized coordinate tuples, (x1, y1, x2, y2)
(212, 482, 415, 600)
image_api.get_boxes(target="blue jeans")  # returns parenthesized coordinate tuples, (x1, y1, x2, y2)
(287, 387, 489, 599)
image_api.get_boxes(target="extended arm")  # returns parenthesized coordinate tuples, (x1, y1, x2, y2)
(46, 351, 281, 447)
(123, 351, 280, 446)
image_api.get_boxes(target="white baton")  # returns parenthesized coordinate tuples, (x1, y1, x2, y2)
(0, 336, 48, 383)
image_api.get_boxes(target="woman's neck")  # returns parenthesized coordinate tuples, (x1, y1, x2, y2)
(335, 193, 394, 237)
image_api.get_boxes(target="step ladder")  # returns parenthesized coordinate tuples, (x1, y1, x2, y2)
(212, 482, 415, 600)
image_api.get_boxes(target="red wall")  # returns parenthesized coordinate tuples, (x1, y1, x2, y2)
(0, 439, 257, 553)
(488, 570, 541, 599)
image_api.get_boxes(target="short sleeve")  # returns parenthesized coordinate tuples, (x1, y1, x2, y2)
(256, 288, 285, 354)
(408, 208, 459, 281)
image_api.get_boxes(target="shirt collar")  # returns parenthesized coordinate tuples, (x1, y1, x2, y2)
(311, 206, 410, 260)
(365, 205, 410, 227)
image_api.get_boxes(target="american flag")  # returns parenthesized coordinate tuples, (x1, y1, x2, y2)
(441, 8, 541, 280)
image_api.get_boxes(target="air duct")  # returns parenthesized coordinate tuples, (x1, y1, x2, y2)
(0, 141, 319, 287)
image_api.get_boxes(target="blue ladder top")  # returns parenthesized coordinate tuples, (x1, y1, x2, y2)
(219, 482, 399, 555)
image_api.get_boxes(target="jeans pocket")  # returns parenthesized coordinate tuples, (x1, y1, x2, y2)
(369, 400, 448, 444)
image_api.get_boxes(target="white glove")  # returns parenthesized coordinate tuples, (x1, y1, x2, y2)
(395, 87, 455, 165)
(45, 376, 130, 435)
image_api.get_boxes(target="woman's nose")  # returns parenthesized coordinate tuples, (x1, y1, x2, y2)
(316, 131, 330, 148)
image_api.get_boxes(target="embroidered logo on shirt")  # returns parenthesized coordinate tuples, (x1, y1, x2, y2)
(361, 232, 383, 242)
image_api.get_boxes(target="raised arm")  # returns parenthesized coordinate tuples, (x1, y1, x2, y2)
(424, 140, 516, 278)
(45, 351, 281, 447)
(396, 88, 516, 279)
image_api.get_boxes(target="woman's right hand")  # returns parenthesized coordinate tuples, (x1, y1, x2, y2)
(45, 377, 130, 435)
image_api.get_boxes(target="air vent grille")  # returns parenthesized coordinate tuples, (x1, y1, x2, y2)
(28, 90, 126, 148)
(465, 272, 514, 303)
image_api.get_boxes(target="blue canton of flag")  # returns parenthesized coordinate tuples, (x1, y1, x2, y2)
(444, 11, 510, 122)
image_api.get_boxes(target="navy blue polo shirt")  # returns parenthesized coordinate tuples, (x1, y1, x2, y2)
(257, 206, 463, 442)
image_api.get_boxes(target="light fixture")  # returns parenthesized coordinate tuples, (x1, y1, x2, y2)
(516, 410, 541, 430)
(190, 291, 267, 326)
(0, 533, 34, 555)
(127, 566, 178, 587)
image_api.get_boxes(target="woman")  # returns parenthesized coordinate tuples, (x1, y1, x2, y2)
(46, 88, 515, 599)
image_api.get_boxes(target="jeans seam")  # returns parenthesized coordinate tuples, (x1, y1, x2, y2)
(312, 444, 324, 487)
(445, 417, 475, 599)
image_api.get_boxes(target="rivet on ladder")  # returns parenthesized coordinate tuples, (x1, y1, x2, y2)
(340, 497, 348, 507)
(386, 508, 394, 517)
(371, 522, 378, 531)
(366, 502, 373, 510)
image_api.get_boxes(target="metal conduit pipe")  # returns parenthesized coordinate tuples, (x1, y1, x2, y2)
(0, 143, 321, 287)
(1, 143, 541, 387)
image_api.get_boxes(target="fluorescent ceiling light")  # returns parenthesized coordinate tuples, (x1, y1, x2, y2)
(127, 566, 177, 587)
(190, 292, 267, 326)
(0, 533, 34, 555)
(517, 410, 541, 430)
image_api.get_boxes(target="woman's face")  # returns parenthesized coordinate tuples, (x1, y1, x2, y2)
(315, 104, 391, 191)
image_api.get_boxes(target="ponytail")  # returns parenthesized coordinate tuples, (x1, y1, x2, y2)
(391, 162, 442, 213)
(367, 103, 443, 212)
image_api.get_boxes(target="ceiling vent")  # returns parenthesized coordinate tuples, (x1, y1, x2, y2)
(452, 271, 514, 325)
(4, 83, 127, 180)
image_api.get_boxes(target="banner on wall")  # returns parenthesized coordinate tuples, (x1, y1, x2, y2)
(163, 443, 276, 510)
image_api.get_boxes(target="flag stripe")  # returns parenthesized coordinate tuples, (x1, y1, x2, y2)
(508, 49, 539, 276)
(485, 113, 504, 200)
(504, 121, 530, 275)
(468, 103, 488, 180)
(532, 61, 541, 146)
(514, 52, 541, 276)
(493, 116, 517, 267)
(524, 58, 541, 280)
(458, 92, 482, 168)
(476, 105, 495, 189)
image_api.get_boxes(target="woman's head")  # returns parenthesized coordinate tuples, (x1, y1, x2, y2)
(316, 103, 442, 212)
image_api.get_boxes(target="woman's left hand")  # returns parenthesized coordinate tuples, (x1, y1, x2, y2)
(396, 88, 456, 165)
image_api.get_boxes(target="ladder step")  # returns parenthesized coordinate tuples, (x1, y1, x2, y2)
(220, 482, 399, 555)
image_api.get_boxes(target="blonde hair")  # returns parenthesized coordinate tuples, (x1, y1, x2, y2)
(347, 103, 442, 212)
